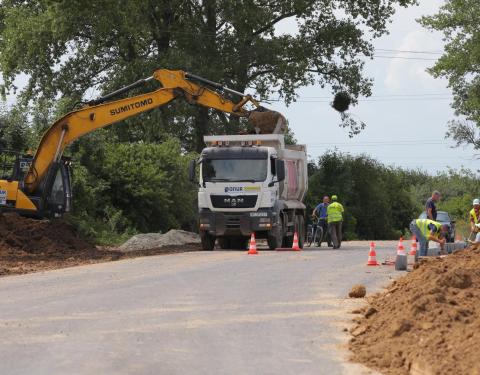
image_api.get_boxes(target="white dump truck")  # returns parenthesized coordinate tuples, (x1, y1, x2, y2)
(188, 134, 308, 250)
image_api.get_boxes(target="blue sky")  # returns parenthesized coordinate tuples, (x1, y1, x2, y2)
(270, 0, 478, 173)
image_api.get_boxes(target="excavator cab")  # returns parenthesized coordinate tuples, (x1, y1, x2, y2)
(0, 149, 72, 218)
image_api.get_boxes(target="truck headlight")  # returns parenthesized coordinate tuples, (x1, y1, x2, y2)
(199, 218, 210, 229)
(258, 217, 272, 228)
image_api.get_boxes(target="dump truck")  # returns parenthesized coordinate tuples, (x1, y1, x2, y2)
(189, 134, 308, 250)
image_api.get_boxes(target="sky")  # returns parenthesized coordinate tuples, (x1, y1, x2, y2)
(3, 1, 477, 173)
(269, 0, 478, 173)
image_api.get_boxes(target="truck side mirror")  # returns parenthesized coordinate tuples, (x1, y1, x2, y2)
(276, 159, 285, 182)
(188, 159, 196, 182)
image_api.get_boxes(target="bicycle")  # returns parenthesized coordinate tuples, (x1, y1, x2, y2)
(306, 216, 324, 247)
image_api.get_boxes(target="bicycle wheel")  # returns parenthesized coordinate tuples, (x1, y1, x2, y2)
(306, 225, 314, 247)
(315, 226, 324, 247)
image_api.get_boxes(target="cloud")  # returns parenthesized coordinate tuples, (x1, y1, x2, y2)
(384, 30, 447, 92)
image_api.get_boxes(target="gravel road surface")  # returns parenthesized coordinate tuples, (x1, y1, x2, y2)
(0, 241, 400, 375)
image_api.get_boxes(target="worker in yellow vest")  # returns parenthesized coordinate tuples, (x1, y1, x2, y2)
(410, 218, 449, 256)
(469, 199, 480, 243)
(327, 195, 344, 249)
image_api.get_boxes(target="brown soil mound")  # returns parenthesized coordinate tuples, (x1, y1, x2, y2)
(349, 284, 366, 298)
(0, 213, 95, 254)
(349, 244, 480, 375)
(0, 213, 199, 276)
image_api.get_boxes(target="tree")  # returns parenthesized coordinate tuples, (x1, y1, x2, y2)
(420, 1, 480, 149)
(306, 152, 417, 240)
(0, 0, 417, 151)
(0, 104, 32, 151)
(70, 136, 197, 242)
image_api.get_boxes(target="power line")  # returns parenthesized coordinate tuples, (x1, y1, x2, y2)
(292, 93, 451, 99)
(264, 97, 452, 103)
(306, 141, 449, 148)
(375, 48, 443, 55)
(372, 55, 438, 61)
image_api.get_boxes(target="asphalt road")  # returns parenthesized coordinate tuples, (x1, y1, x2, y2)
(0, 241, 400, 375)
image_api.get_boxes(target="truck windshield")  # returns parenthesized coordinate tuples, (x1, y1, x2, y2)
(202, 159, 267, 182)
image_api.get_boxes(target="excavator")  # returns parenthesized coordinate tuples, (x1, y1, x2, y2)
(0, 69, 286, 218)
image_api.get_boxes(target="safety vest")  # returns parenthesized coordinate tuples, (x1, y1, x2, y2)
(470, 208, 479, 224)
(327, 202, 344, 223)
(415, 219, 441, 239)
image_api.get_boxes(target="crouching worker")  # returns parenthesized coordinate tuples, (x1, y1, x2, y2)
(410, 218, 449, 256)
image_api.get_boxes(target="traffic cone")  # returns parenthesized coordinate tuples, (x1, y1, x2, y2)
(247, 233, 258, 255)
(395, 237, 407, 271)
(367, 242, 379, 266)
(407, 236, 418, 265)
(397, 237, 406, 256)
(292, 232, 301, 251)
(409, 236, 417, 256)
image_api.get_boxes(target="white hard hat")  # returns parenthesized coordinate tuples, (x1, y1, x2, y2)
(473, 199, 480, 206)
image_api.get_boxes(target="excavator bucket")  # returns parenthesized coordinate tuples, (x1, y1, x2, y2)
(247, 109, 288, 134)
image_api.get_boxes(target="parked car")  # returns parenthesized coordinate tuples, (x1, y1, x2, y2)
(418, 211, 456, 243)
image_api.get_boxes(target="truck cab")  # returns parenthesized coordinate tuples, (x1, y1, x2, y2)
(190, 134, 307, 250)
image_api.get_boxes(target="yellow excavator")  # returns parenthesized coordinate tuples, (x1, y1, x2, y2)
(0, 69, 285, 218)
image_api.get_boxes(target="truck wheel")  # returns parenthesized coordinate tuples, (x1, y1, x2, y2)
(283, 215, 294, 248)
(218, 237, 231, 249)
(267, 217, 283, 250)
(200, 232, 216, 250)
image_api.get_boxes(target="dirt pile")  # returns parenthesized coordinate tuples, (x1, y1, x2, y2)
(349, 244, 480, 375)
(0, 213, 94, 254)
(349, 284, 366, 298)
(120, 229, 200, 252)
(0, 213, 200, 276)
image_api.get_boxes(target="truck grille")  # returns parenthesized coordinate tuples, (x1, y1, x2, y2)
(225, 214, 242, 228)
(210, 195, 257, 208)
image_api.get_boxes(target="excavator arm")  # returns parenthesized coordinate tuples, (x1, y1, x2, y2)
(24, 69, 280, 194)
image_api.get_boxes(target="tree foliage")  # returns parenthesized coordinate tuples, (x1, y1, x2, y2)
(0, 104, 32, 150)
(306, 152, 417, 240)
(70, 136, 197, 243)
(420, 1, 480, 149)
(0, 0, 416, 149)
(307, 153, 480, 240)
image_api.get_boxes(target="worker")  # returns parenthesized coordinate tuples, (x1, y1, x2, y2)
(409, 218, 449, 256)
(327, 195, 344, 249)
(469, 198, 480, 243)
(312, 195, 331, 247)
(425, 191, 441, 221)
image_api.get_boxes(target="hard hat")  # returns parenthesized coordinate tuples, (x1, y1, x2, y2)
(473, 199, 480, 206)
(331, 195, 338, 201)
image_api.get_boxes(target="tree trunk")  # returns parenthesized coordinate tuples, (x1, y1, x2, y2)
(194, 107, 210, 153)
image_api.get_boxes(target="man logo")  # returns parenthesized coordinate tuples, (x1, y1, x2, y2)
(223, 197, 244, 207)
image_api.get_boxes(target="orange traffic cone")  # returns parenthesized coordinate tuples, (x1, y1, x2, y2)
(367, 242, 379, 266)
(395, 237, 407, 271)
(292, 232, 301, 251)
(247, 233, 258, 255)
(397, 237, 406, 256)
(409, 236, 417, 256)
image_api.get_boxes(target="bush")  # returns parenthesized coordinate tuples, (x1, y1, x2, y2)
(69, 136, 197, 244)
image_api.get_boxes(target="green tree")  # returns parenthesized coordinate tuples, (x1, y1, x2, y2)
(0, 0, 416, 151)
(420, 1, 480, 149)
(70, 136, 197, 243)
(307, 152, 417, 240)
(0, 103, 32, 151)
